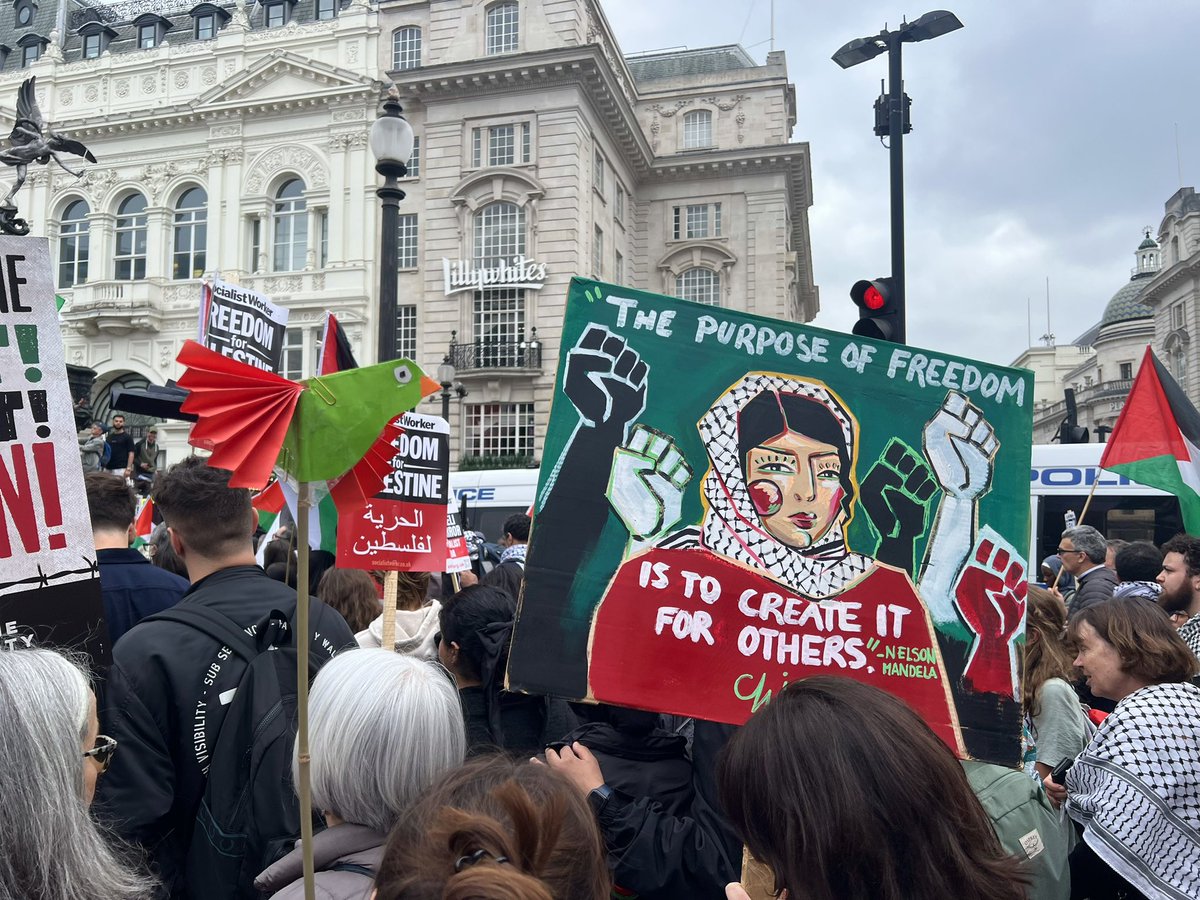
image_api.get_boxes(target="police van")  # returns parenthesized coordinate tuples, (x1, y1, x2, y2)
(1029, 444, 1182, 567)
(448, 468, 538, 543)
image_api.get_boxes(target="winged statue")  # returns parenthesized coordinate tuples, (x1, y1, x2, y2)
(0, 77, 96, 233)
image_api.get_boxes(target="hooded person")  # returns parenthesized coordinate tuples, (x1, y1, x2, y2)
(586, 375, 1007, 756)
(356, 571, 442, 659)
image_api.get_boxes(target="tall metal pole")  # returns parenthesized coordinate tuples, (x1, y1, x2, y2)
(376, 173, 404, 364)
(886, 31, 906, 344)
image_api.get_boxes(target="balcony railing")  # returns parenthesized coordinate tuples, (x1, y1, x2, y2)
(449, 339, 542, 373)
(59, 280, 165, 336)
(1034, 379, 1134, 424)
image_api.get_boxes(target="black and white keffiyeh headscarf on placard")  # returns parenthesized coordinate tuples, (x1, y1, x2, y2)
(1066, 681, 1200, 900)
(685, 373, 873, 598)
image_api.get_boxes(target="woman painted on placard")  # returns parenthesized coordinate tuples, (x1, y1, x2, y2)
(587, 371, 1020, 757)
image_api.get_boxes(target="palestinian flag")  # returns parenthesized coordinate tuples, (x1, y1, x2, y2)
(316, 312, 359, 376)
(251, 480, 286, 532)
(1100, 345, 1200, 532)
(133, 498, 156, 548)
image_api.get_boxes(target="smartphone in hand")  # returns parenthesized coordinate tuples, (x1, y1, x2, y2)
(1050, 758, 1074, 785)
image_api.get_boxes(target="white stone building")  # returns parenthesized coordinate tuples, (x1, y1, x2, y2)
(1140, 187, 1200, 399)
(4, 0, 814, 468)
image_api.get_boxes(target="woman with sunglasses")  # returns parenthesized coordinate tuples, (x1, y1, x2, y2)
(0, 647, 154, 900)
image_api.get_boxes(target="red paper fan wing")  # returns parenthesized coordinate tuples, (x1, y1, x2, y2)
(176, 340, 304, 488)
(329, 417, 405, 510)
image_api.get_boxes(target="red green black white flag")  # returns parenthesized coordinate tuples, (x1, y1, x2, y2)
(1100, 345, 1200, 533)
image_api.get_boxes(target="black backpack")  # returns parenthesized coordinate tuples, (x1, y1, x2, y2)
(148, 603, 329, 900)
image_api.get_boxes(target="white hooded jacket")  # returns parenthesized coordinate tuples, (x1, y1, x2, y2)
(355, 600, 442, 659)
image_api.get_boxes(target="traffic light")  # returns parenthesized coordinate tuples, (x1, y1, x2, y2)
(850, 277, 900, 342)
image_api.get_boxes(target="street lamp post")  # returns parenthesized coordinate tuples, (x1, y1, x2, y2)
(369, 87, 415, 364)
(833, 10, 963, 344)
(435, 357, 468, 419)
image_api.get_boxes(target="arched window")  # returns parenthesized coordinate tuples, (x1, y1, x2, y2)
(392, 26, 421, 70)
(474, 201, 524, 265)
(173, 187, 208, 280)
(676, 267, 719, 305)
(273, 179, 307, 272)
(485, 1, 519, 55)
(58, 199, 90, 288)
(682, 110, 713, 150)
(113, 193, 147, 280)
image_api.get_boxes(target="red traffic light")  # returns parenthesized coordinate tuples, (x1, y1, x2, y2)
(850, 277, 900, 343)
(850, 278, 892, 311)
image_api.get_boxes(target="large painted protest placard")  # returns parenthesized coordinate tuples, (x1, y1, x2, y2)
(0, 238, 107, 663)
(508, 279, 1033, 764)
(198, 278, 289, 372)
(336, 412, 450, 570)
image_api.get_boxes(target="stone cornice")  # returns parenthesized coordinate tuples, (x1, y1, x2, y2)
(649, 146, 812, 247)
(1137, 253, 1200, 305)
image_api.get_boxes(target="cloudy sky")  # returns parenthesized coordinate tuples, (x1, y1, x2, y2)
(602, 0, 1200, 366)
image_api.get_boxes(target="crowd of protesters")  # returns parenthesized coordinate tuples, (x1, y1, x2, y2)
(1, 459, 1198, 900)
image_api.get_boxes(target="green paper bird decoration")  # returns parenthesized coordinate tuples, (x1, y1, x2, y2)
(176, 339, 440, 491)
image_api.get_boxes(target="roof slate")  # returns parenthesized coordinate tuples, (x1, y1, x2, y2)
(625, 44, 756, 82)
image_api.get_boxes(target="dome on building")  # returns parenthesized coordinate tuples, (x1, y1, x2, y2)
(1100, 279, 1152, 326)
(1099, 231, 1160, 328)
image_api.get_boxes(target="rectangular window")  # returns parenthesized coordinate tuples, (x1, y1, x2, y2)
(397, 213, 419, 269)
(489, 125, 515, 166)
(1119, 362, 1133, 381)
(473, 289, 525, 367)
(471, 123, 531, 168)
(396, 304, 417, 359)
(114, 221, 147, 281)
(315, 0, 336, 20)
(250, 219, 261, 273)
(282, 328, 305, 380)
(485, 1, 519, 55)
(138, 24, 157, 49)
(673, 202, 722, 239)
(196, 14, 215, 39)
(83, 33, 101, 58)
(318, 211, 329, 268)
(614, 250, 624, 285)
(265, 2, 286, 27)
(593, 148, 605, 196)
(21, 44, 39, 68)
(1172, 303, 1185, 330)
(407, 137, 420, 177)
(614, 185, 625, 222)
(593, 226, 603, 279)
(465, 402, 535, 458)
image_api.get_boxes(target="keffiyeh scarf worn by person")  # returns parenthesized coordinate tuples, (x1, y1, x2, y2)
(499, 543, 526, 567)
(1066, 681, 1200, 900)
(684, 373, 873, 598)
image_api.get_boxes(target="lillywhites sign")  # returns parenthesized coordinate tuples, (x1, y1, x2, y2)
(442, 256, 547, 295)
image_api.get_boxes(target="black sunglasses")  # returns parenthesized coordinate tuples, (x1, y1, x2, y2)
(84, 734, 118, 773)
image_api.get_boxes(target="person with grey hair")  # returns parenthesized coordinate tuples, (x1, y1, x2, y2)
(0, 648, 155, 900)
(1059, 525, 1117, 616)
(254, 650, 467, 898)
